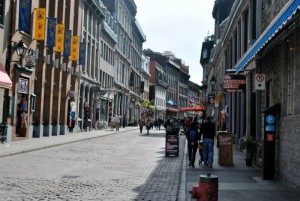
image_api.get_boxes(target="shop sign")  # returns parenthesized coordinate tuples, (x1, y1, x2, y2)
(224, 75, 246, 93)
(25, 55, 36, 68)
(165, 135, 179, 157)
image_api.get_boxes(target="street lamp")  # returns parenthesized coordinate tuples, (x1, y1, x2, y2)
(14, 40, 28, 64)
(15, 41, 27, 57)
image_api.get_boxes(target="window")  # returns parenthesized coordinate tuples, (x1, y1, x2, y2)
(202, 49, 207, 59)
(0, 0, 4, 24)
(30, 94, 36, 112)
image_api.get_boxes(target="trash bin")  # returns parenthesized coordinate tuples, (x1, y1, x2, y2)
(217, 131, 233, 166)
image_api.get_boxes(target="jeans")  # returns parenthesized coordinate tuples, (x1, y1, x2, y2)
(202, 138, 214, 165)
(188, 141, 198, 165)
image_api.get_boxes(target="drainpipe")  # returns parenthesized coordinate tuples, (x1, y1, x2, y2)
(3, 0, 14, 124)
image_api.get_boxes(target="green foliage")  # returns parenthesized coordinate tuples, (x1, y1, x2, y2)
(142, 99, 156, 111)
(240, 136, 257, 159)
(240, 136, 256, 151)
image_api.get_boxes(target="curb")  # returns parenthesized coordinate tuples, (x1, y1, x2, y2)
(178, 136, 187, 201)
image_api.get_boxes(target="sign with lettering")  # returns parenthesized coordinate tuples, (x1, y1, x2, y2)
(224, 75, 246, 93)
(165, 135, 179, 157)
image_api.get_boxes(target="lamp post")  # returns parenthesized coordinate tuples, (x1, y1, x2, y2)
(10, 40, 32, 139)
(14, 40, 28, 64)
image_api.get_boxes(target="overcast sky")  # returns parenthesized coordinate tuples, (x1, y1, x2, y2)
(134, 0, 215, 85)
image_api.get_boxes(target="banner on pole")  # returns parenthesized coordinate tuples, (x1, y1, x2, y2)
(71, 36, 79, 61)
(46, 18, 57, 48)
(55, 24, 65, 52)
(34, 8, 46, 40)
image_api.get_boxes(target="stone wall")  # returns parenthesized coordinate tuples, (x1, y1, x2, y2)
(259, 0, 300, 188)
(280, 115, 300, 187)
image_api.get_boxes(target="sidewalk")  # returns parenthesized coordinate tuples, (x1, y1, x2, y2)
(0, 126, 137, 158)
(2, 128, 300, 201)
(183, 141, 300, 201)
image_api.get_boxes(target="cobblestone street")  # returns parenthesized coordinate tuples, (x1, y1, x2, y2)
(0, 129, 185, 201)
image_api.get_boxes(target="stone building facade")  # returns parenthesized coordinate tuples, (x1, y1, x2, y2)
(140, 54, 150, 102)
(102, 0, 145, 124)
(206, 0, 300, 187)
(77, 0, 107, 132)
(178, 61, 190, 116)
(0, 0, 13, 142)
(144, 50, 190, 118)
(3, 0, 145, 141)
(149, 60, 168, 120)
(3, 0, 82, 140)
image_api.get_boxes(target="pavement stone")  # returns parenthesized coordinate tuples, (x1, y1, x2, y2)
(184, 141, 300, 201)
(1, 127, 300, 201)
(0, 127, 186, 201)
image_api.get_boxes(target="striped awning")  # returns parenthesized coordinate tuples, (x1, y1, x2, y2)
(235, 0, 300, 73)
(0, 63, 12, 89)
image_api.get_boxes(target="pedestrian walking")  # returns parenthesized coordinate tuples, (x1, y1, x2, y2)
(139, 118, 144, 134)
(146, 119, 151, 135)
(123, 115, 127, 128)
(115, 114, 121, 131)
(158, 118, 162, 130)
(186, 122, 200, 168)
(110, 115, 116, 131)
(200, 116, 216, 168)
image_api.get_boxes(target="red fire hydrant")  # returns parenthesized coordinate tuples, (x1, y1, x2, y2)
(189, 173, 218, 201)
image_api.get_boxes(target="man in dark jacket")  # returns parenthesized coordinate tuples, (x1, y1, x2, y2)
(200, 116, 216, 168)
(186, 122, 200, 168)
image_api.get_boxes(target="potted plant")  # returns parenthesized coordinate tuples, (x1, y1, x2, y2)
(240, 136, 256, 166)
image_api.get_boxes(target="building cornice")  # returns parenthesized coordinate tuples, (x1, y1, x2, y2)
(103, 22, 118, 43)
(84, 0, 106, 19)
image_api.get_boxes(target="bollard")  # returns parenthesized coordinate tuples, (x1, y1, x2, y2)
(189, 173, 218, 201)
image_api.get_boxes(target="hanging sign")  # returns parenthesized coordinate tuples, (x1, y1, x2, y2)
(224, 75, 246, 92)
(255, 74, 265, 90)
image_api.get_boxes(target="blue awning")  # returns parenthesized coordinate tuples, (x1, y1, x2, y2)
(235, 0, 300, 73)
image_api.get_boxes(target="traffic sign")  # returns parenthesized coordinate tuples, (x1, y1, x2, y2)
(255, 74, 265, 90)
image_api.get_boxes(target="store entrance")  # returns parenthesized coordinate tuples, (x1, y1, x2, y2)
(16, 77, 29, 138)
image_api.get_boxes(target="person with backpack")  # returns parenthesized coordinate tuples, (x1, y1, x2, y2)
(186, 122, 200, 168)
(200, 115, 216, 168)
